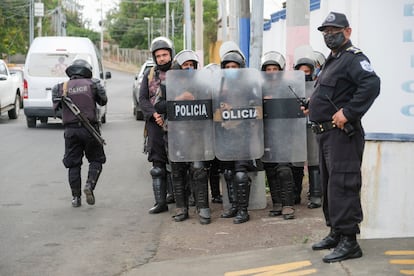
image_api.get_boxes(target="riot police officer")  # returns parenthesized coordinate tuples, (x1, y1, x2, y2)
(260, 51, 296, 219)
(164, 49, 212, 224)
(52, 59, 107, 207)
(293, 50, 322, 209)
(306, 12, 380, 263)
(218, 50, 258, 224)
(139, 37, 174, 214)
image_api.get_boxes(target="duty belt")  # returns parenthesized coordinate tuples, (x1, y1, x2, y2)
(311, 121, 337, 134)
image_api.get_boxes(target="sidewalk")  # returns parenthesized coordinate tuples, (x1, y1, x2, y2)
(125, 237, 414, 275)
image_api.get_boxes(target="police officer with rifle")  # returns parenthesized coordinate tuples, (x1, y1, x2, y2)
(52, 59, 107, 208)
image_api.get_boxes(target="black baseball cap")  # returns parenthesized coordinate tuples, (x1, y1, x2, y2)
(317, 12, 349, 31)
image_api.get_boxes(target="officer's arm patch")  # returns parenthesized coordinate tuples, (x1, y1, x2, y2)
(360, 60, 374, 72)
(346, 46, 362, 54)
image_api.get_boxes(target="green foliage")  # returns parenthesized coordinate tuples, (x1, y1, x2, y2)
(0, 0, 30, 57)
(0, 0, 218, 61)
(107, 0, 218, 57)
(0, 0, 100, 58)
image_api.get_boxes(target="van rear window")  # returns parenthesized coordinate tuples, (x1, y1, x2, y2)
(27, 53, 93, 77)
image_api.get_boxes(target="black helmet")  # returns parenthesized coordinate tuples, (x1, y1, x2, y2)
(150, 36, 175, 62)
(65, 59, 93, 78)
(294, 57, 315, 72)
(174, 50, 199, 69)
(260, 51, 286, 71)
(220, 51, 246, 69)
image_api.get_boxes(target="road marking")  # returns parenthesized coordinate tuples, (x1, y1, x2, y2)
(225, 260, 317, 276)
(386, 251, 414, 255)
(386, 250, 414, 275)
(390, 260, 414, 265)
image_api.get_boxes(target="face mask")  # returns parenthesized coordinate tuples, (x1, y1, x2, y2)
(224, 69, 239, 80)
(305, 74, 314, 82)
(324, 32, 346, 50)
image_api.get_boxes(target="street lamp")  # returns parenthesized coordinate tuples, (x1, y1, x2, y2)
(144, 17, 150, 50)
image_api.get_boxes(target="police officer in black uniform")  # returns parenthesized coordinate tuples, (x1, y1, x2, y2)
(260, 51, 296, 219)
(52, 59, 107, 207)
(218, 51, 257, 224)
(306, 12, 380, 263)
(162, 49, 212, 224)
(139, 37, 174, 214)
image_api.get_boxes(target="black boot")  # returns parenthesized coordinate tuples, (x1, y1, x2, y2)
(72, 196, 81, 207)
(172, 163, 189, 222)
(312, 230, 341, 250)
(193, 162, 211, 225)
(69, 167, 82, 207)
(291, 165, 304, 204)
(279, 166, 295, 220)
(307, 166, 322, 209)
(233, 171, 250, 224)
(84, 162, 102, 205)
(265, 166, 282, 216)
(221, 169, 238, 218)
(149, 166, 168, 214)
(322, 235, 363, 263)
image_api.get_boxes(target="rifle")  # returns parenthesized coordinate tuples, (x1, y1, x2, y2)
(61, 96, 106, 146)
(288, 85, 309, 109)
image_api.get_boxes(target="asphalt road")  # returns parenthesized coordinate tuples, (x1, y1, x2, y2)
(0, 69, 161, 276)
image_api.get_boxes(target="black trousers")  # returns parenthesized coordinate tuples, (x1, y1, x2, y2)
(146, 119, 168, 164)
(317, 128, 364, 235)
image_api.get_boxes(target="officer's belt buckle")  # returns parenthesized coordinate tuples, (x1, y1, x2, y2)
(311, 121, 337, 134)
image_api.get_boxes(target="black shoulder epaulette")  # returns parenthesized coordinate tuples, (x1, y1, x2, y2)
(346, 46, 362, 54)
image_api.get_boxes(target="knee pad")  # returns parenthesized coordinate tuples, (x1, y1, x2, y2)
(277, 166, 293, 181)
(223, 169, 234, 182)
(192, 162, 208, 180)
(234, 171, 249, 185)
(150, 166, 166, 178)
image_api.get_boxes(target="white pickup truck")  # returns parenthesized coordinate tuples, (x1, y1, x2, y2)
(0, 59, 22, 119)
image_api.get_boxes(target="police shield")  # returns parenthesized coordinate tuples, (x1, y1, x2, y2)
(305, 80, 319, 166)
(166, 69, 214, 162)
(261, 70, 307, 163)
(213, 68, 263, 161)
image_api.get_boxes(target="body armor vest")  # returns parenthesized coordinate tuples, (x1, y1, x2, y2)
(62, 78, 97, 124)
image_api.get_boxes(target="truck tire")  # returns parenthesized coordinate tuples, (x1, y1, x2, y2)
(27, 117, 36, 128)
(8, 95, 20, 119)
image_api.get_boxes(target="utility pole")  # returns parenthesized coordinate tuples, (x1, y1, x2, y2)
(250, 0, 263, 70)
(29, 0, 34, 44)
(183, 0, 191, 49)
(286, 0, 310, 69)
(166, 0, 169, 37)
(195, 0, 203, 66)
(239, 0, 250, 66)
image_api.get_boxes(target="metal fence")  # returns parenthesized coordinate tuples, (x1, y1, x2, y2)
(105, 44, 152, 66)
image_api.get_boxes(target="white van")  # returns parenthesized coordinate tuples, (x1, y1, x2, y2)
(23, 36, 111, 128)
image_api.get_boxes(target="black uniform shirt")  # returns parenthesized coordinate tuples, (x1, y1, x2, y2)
(309, 40, 380, 123)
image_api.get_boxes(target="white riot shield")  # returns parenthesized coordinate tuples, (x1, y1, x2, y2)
(305, 80, 319, 166)
(261, 71, 307, 163)
(213, 68, 263, 161)
(166, 69, 214, 162)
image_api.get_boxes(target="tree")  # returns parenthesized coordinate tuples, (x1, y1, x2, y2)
(0, 0, 30, 57)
